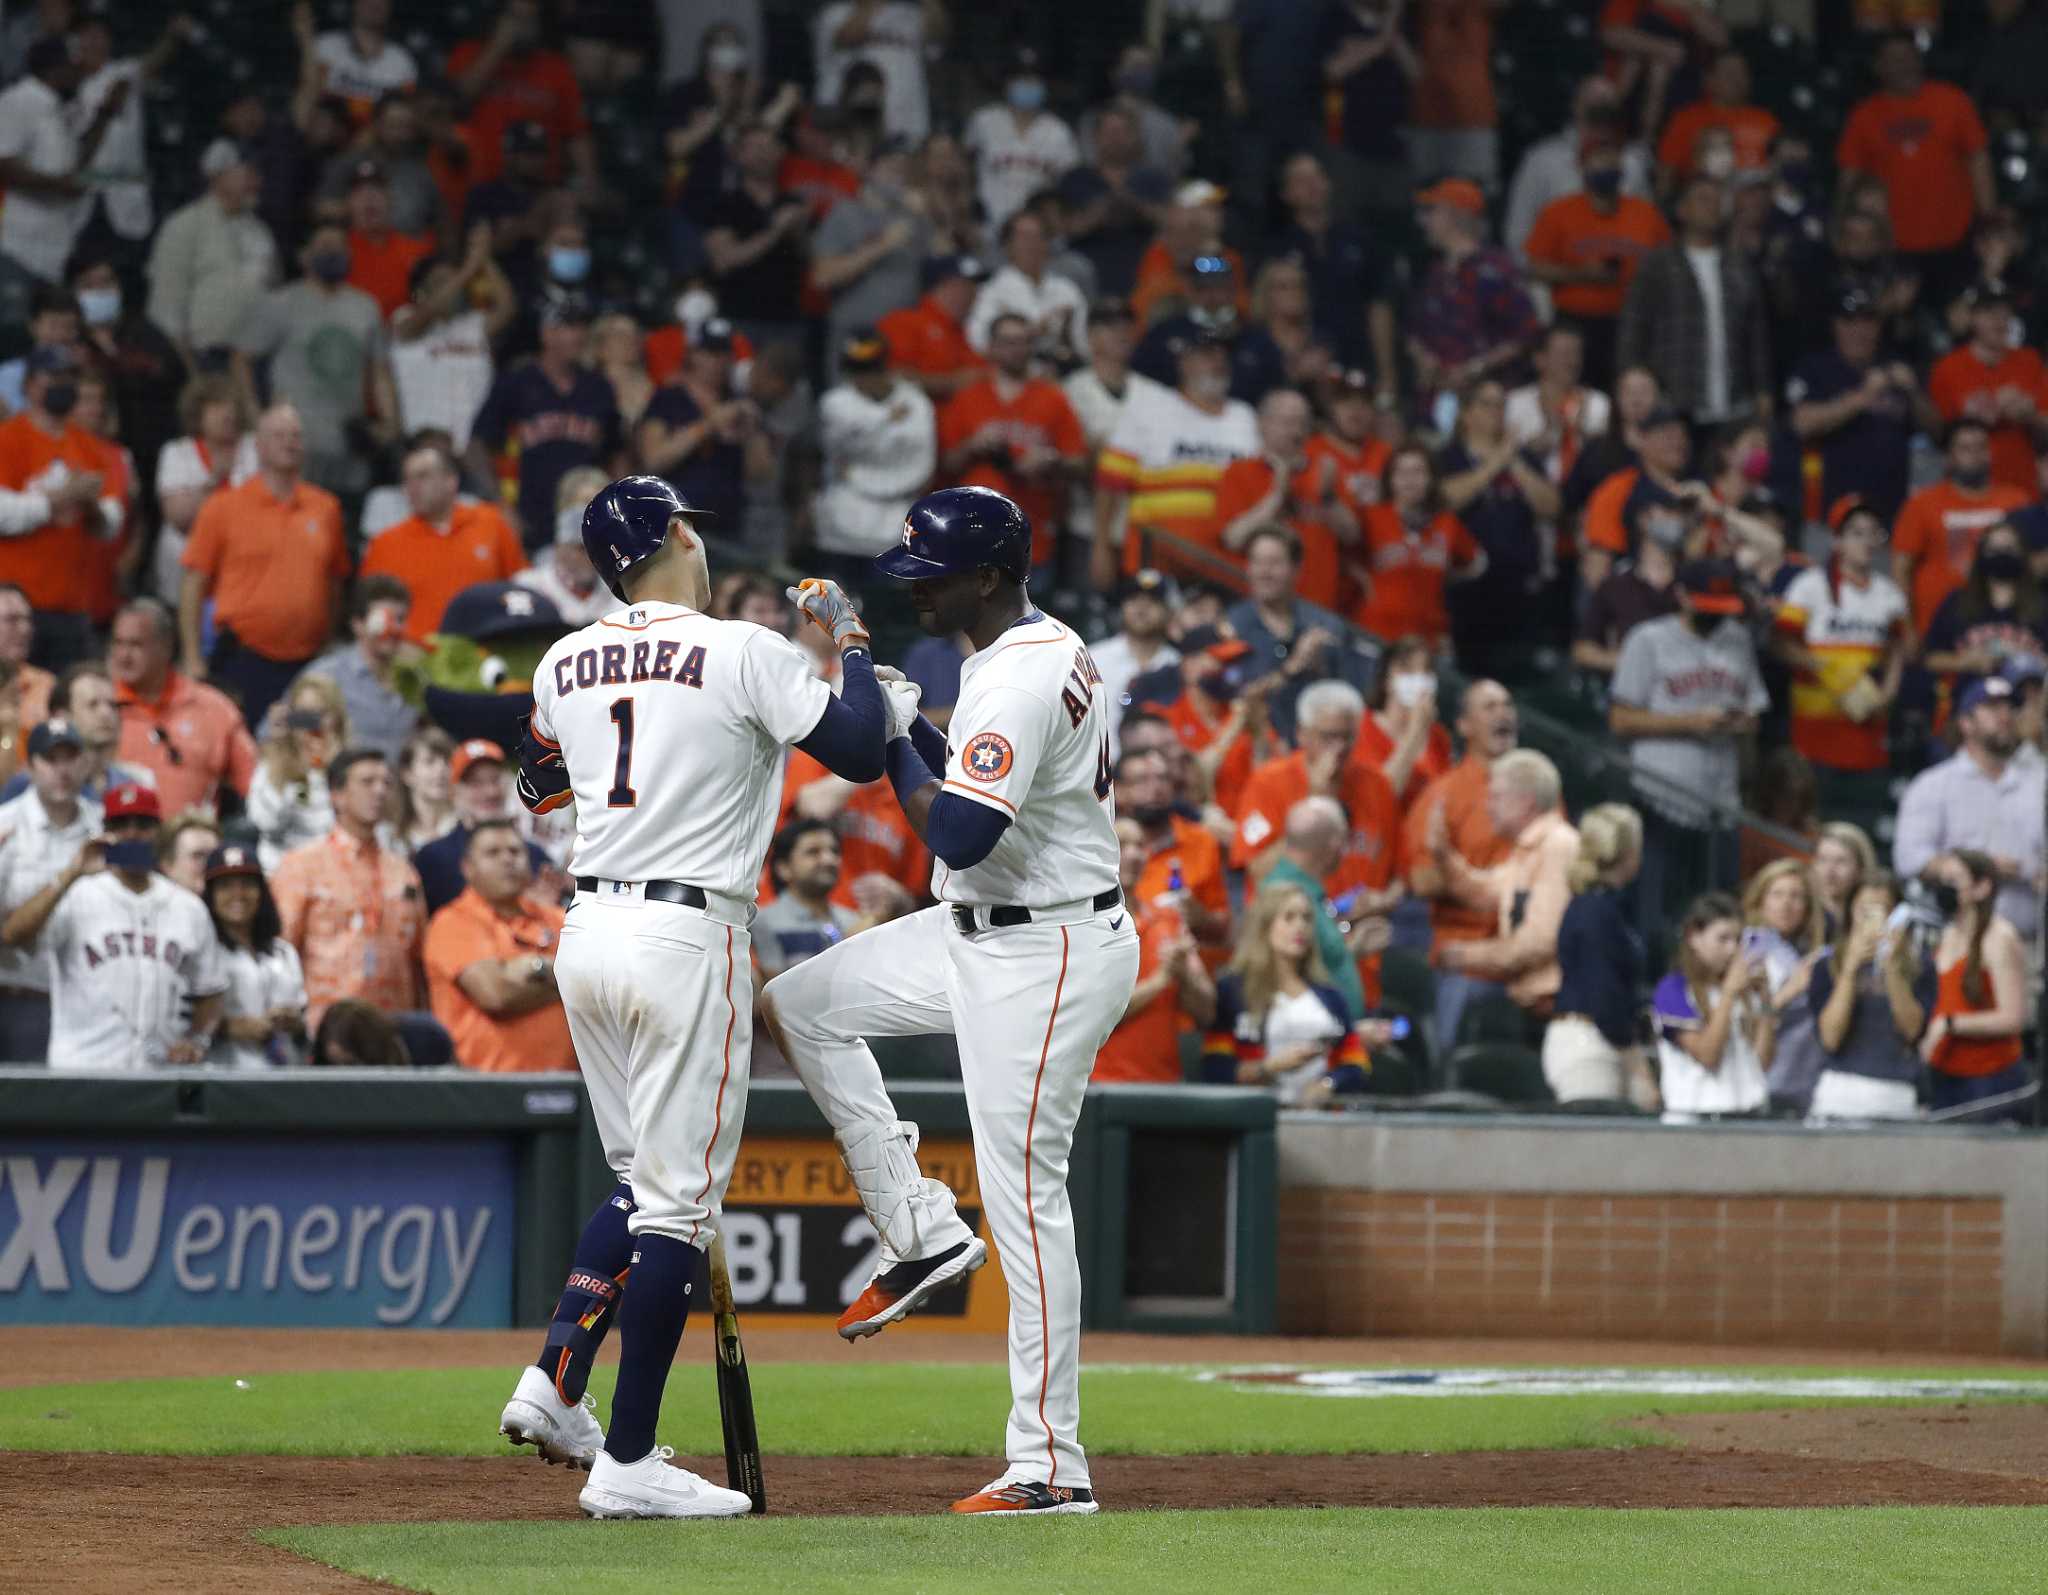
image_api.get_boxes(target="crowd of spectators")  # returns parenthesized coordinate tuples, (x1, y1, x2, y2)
(0, 1, 2035, 1122)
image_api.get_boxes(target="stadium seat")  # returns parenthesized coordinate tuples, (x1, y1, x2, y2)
(1445, 1043, 1554, 1106)
(1551, 1096, 1654, 1118)
(1456, 991, 1536, 1050)
(1358, 1045, 1421, 1099)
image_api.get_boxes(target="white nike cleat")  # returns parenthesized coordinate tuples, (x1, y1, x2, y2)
(579, 1446, 754, 1519)
(499, 1365, 605, 1470)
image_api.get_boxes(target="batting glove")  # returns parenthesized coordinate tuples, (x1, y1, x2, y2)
(880, 677, 923, 741)
(787, 577, 871, 651)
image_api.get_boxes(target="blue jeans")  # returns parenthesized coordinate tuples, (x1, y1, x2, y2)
(1930, 1062, 2034, 1121)
(1435, 971, 1506, 1080)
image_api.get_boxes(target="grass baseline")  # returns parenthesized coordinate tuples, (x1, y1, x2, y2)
(261, 1507, 2048, 1595)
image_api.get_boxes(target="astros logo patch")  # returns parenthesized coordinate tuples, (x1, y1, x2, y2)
(962, 732, 1013, 783)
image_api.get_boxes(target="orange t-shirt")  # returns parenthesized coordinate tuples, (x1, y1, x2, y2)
(879, 296, 986, 383)
(77, 435, 134, 626)
(1092, 900, 1190, 1084)
(360, 502, 529, 640)
(1130, 242, 1251, 326)
(445, 41, 588, 185)
(424, 887, 576, 1073)
(348, 228, 436, 317)
(1522, 192, 1671, 320)
(643, 323, 756, 387)
(1836, 82, 1988, 255)
(1403, 756, 1515, 953)
(1351, 506, 1481, 645)
(1413, 0, 1497, 129)
(1927, 345, 2048, 499)
(1892, 478, 2031, 633)
(1353, 709, 1454, 813)
(0, 413, 117, 613)
(1209, 457, 1344, 610)
(116, 671, 259, 814)
(1132, 815, 1230, 936)
(1230, 750, 1402, 899)
(1304, 432, 1390, 521)
(938, 378, 1086, 565)
(773, 749, 930, 910)
(1656, 102, 1781, 175)
(183, 476, 350, 663)
(1149, 691, 1255, 817)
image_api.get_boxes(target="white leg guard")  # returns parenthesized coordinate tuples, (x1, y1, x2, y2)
(837, 1118, 974, 1266)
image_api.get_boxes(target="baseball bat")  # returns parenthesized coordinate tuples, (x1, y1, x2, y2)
(707, 1231, 766, 1514)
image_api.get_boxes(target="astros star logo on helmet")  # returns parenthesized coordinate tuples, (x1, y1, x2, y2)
(963, 732, 1013, 783)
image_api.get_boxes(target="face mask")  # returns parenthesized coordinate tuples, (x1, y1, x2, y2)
(1583, 168, 1622, 200)
(1189, 304, 1236, 332)
(1979, 550, 2026, 583)
(556, 505, 585, 546)
(310, 249, 351, 284)
(78, 286, 121, 327)
(707, 42, 749, 74)
(40, 382, 77, 418)
(105, 839, 156, 873)
(1686, 610, 1722, 636)
(676, 287, 716, 334)
(1700, 145, 1736, 180)
(1007, 79, 1046, 113)
(1953, 464, 1991, 491)
(549, 247, 591, 284)
(1778, 158, 1813, 191)
(1128, 800, 1174, 827)
(1929, 880, 1961, 919)
(1116, 67, 1155, 96)
(1391, 672, 1435, 708)
(1187, 372, 1228, 404)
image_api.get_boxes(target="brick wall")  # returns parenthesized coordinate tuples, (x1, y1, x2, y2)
(1278, 1190, 2006, 1352)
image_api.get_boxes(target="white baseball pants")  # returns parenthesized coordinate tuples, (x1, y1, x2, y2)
(764, 901, 1138, 1491)
(557, 889, 753, 1248)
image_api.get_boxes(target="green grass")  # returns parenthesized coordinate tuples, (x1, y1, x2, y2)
(6, 1363, 2044, 1459)
(262, 1508, 2048, 1594)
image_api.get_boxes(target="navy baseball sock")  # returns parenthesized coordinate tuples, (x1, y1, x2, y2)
(604, 1233, 703, 1465)
(534, 1183, 636, 1403)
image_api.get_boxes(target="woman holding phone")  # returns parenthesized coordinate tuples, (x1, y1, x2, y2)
(244, 677, 349, 870)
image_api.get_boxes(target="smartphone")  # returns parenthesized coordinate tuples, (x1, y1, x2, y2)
(1739, 927, 1768, 960)
(1329, 888, 1362, 918)
(1386, 1016, 1411, 1041)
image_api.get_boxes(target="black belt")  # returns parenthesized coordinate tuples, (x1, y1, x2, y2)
(575, 877, 708, 908)
(951, 887, 1120, 935)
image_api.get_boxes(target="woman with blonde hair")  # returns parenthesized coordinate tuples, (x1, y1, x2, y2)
(1545, 804, 1657, 1107)
(1740, 857, 1825, 1008)
(1810, 821, 1877, 934)
(513, 465, 613, 626)
(245, 675, 349, 869)
(1200, 882, 1372, 1107)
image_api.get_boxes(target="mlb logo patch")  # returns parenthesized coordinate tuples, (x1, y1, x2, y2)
(962, 732, 1013, 783)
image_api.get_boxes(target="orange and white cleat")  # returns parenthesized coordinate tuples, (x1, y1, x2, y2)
(950, 1478, 1100, 1516)
(836, 1236, 988, 1340)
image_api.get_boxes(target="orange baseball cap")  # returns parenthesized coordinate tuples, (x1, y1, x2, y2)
(451, 738, 509, 783)
(1416, 178, 1485, 215)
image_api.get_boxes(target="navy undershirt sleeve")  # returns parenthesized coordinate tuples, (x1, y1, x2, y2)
(906, 711, 949, 775)
(794, 648, 886, 783)
(883, 732, 1011, 870)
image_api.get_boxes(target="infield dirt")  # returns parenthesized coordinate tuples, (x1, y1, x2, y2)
(4, 1328, 2046, 1595)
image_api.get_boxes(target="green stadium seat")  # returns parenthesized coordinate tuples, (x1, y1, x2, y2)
(1445, 1043, 1554, 1106)
(1456, 991, 1536, 1049)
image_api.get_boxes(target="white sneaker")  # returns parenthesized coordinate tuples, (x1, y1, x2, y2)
(499, 1365, 605, 1470)
(579, 1446, 754, 1519)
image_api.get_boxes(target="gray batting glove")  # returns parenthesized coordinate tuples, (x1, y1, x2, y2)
(787, 577, 871, 651)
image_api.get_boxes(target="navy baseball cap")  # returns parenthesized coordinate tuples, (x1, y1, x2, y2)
(27, 717, 83, 759)
(1677, 558, 1745, 615)
(204, 844, 263, 882)
(1958, 675, 2017, 716)
(922, 253, 989, 289)
(541, 292, 593, 327)
(439, 581, 564, 641)
(27, 344, 79, 375)
(1999, 655, 2046, 693)
(694, 316, 736, 352)
(1115, 568, 1176, 607)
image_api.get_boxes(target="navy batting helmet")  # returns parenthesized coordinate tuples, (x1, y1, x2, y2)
(581, 475, 714, 601)
(873, 485, 1032, 585)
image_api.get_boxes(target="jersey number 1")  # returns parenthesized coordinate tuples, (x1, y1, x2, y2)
(607, 697, 638, 807)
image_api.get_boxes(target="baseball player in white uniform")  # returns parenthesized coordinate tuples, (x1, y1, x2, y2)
(497, 475, 890, 1520)
(763, 485, 1140, 1516)
(1, 781, 225, 1070)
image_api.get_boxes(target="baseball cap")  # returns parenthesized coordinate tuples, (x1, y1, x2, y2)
(104, 782, 162, 822)
(1957, 675, 2017, 716)
(1827, 493, 1884, 534)
(505, 120, 549, 154)
(1677, 558, 1746, 616)
(1330, 367, 1375, 396)
(1416, 177, 1486, 215)
(841, 327, 888, 371)
(440, 581, 562, 639)
(1180, 624, 1251, 663)
(1115, 568, 1176, 607)
(1964, 278, 2013, 309)
(921, 252, 989, 289)
(451, 738, 509, 783)
(1999, 655, 2046, 693)
(1173, 179, 1227, 208)
(1090, 295, 1133, 324)
(541, 292, 593, 327)
(204, 844, 263, 882)
(199, 137, 248, 180)
(26, 343, 79, 376)
(1169, 326, 1229, 358)
(694, 316, 736, 353)
(27, 717, 84, 760)
(1189, 253, 1233, 280)
(1639, 402, 1686, 432)
(347, 158, 388, 189)
(1835, 285, 1879, 319)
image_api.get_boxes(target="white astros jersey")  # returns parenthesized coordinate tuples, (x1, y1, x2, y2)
(935, 609, 1119, 908)
(44, 873, 225, 1070)
(531, 601, 832, 896)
